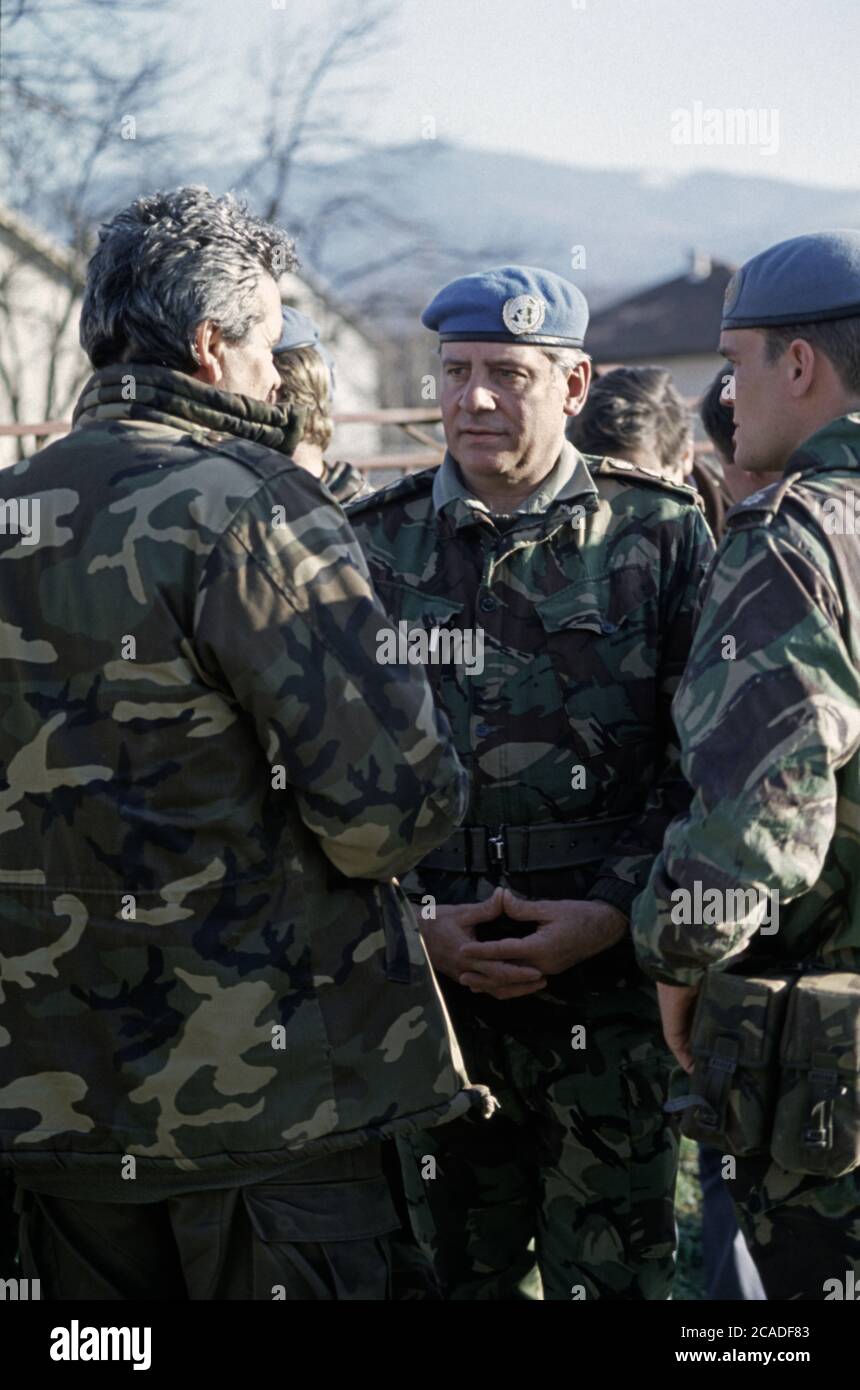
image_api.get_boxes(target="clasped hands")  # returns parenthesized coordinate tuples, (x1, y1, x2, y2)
(423, 887, 628, 1001)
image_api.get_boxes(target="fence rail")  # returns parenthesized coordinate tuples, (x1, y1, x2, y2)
(0, 404, 714, 474)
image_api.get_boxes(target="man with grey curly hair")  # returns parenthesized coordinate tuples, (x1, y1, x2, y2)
(0, 186, 487, 1300)
(79, 185, 293, 396)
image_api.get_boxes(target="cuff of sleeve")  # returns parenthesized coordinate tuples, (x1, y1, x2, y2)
(586, 877, 638, 917)
(636, 959, 707, 988)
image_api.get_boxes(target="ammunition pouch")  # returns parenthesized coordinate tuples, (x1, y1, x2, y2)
(770, 970, 860, 1178)
(665, 965, 795, 1155)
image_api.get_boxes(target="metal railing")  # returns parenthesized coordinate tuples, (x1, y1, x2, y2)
(0, 403, 715, 474)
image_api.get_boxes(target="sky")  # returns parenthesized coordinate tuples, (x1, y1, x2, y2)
(176, 0, 859, 189)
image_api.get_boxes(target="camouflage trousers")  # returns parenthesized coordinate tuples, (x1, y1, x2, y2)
(398, 988, 678, 1300)
(732, 1158, 860, 1300)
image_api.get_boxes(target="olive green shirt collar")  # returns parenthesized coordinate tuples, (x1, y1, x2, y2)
(432, 439, 599, 524)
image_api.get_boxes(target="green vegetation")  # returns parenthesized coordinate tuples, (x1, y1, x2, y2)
(673, 1138, 705, 1301)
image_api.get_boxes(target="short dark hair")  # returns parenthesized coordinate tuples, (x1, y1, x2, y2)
(80, 185, 297, 371)
(699, 368, 735, 465)
(566, 365, 691, 473)
(762, 315, 860, 394)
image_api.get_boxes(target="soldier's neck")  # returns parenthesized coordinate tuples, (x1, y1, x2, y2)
(463, 462, 558, 515)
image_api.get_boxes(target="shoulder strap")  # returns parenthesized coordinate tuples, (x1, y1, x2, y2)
(590, 455, 704, 508)
(346, 464, 438, 515)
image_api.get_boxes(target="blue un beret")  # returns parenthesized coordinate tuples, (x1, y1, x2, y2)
(722, 230, 860, 330)
(421, 265, 589, 347)
(275, 306, 336, 400)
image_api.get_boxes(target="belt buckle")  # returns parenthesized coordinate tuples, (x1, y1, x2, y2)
(487, 827, 507, 871)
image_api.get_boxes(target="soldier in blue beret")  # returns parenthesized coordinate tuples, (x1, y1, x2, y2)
(348, 266, 714, 1299)
(633, 233, 860, 1299)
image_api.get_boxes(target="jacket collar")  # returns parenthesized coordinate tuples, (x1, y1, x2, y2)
(72, 363, 305, 456)
(431, 439, 599, 530)
(789, 412, 860, 473)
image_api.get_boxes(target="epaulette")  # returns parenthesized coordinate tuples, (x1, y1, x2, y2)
(346, 463, 438, 515)
(724, 470, 807, 530)
(590, 455, 704, 508)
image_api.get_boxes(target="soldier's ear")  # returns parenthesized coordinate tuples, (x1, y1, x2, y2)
(192, 319, 225, 386)
(563, 358, 592, 417)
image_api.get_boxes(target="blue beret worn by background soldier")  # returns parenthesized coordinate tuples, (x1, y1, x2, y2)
(632, 229, 860, 1300)
(349, 264, 715, 1300)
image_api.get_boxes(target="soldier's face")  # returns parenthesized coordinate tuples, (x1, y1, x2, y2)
(205, 274, 284, 404)
(440, 342, 578, 486)
(719, 329, 800, 473)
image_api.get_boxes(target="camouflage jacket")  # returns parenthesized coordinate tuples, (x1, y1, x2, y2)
(322, 458, 372, 506)
(633, 414, 860, 987)
(0, 363, 490, 1202)
(348, 443, 714, 1016)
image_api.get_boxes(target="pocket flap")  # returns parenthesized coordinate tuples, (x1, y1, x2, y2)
(535, 579, 628, 637)
(243, 1176, 399, 1243)
(779, 972, 860, 1072)
(691, 968, 795, 1068)
(373, 579, 464, 628)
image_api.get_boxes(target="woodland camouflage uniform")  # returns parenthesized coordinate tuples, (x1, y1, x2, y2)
(0, 364, 492, 1299)
(634, 414, 860, 1300)
(349, 441, 715, 1299)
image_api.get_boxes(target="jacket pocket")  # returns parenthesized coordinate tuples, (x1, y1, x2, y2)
(770, 971, 860, 1177)
(372, 579, 464, 631)
(371, 581, 467, 696)
(673, 966, 795, 1155)
(535, 576, 654, 755)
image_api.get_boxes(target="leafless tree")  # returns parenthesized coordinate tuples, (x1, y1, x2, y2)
(0, 0, 182, 454)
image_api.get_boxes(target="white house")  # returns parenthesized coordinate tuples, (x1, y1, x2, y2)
(585, 252, 734, 420)
(0, 203, 382, 467)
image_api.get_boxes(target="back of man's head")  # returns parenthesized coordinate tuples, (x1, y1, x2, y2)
(275, 345, 334, 454)
(567, 365, 692, 477)
(699, 368, 736, 467)
(79, 185, 297, 373)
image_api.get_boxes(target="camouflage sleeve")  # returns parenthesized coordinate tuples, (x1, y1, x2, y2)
(632, 519, 860, 985)
(193, 467, 468, 880)
(586, 507, 716, 916)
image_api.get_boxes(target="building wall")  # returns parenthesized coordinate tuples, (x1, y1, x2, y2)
(278, 273, 382, 461)
(0, 251, 382, 470)
(0, 231, 86, 467)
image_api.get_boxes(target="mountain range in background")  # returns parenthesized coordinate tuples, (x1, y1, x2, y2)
(250, 142, 860, 321)
(53, 140, 860, 326)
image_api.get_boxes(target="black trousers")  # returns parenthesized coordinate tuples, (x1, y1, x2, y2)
(0, 1171, 17, 1278)
(15, 1144, 400, 1301)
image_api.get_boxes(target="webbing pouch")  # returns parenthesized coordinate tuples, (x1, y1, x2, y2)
(770, 971, 860, 1177)
(669, 966, 795, 1155)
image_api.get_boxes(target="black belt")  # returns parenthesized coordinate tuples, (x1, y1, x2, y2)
(420, 815, 633, 875)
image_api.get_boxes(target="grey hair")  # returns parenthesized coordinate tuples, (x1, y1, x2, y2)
(79, 185, 298, 371)
(541, 346, 590, 377)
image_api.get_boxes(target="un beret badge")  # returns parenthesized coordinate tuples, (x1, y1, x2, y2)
(502, 293, 547, 335)
(723, 269, 742, 316)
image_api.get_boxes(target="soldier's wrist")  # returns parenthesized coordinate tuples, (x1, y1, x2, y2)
(586, 877, 638, 918)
